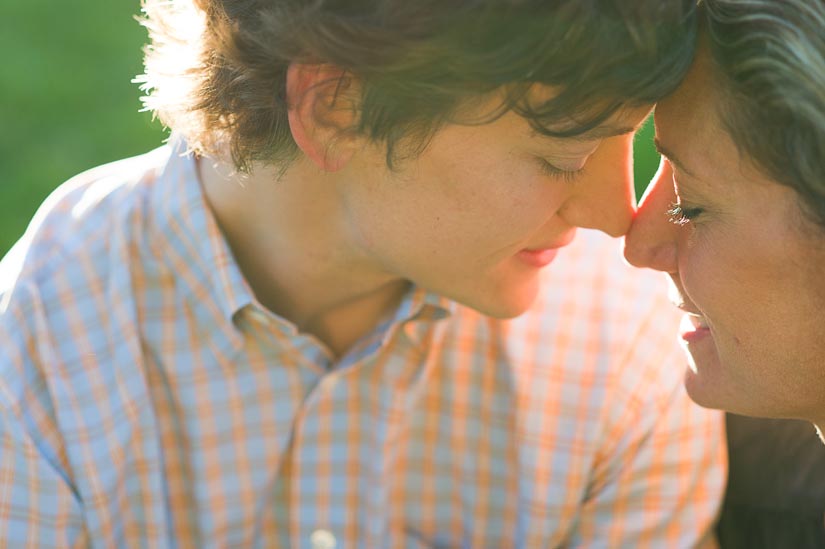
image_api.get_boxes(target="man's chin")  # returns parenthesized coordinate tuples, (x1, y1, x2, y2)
(456, 283, 540, 320)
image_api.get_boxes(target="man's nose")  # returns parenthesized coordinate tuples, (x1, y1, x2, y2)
(624, 158, 679, 272)
(558, 134, 635, 237)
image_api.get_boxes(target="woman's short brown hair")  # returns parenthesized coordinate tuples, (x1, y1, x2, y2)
(139, 0, 698, 171)
(701, 0, 825, 228)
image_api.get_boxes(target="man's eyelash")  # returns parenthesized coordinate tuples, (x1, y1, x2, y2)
(537, 158, 583, 183)
(667, 202, 703, 226)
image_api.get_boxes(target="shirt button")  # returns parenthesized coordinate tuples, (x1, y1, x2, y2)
(310, 529, 337, 549)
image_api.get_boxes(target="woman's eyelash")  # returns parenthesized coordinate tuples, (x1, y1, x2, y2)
(667, 202, 703, 226)
(537, 158, 583, 183)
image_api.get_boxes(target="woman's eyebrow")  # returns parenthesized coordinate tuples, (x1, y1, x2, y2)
(654, 138, 697, 178)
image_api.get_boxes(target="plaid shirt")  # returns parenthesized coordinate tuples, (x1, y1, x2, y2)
(0, 142, 725, 548)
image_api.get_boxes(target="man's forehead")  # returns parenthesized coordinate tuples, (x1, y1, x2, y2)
(570, 123, 639, 142)
(530, 107, 651, 145)
(592, 102, 653, 132)
(526, 83, 652, 139)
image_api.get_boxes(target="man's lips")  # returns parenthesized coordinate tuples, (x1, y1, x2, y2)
(518, 230, 577, 268)
(517, 247, 560, 268)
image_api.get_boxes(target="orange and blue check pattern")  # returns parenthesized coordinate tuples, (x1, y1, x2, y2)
(0, 141, 725, 547)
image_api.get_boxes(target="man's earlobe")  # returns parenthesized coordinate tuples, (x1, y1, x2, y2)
(286, 64, 359, 172)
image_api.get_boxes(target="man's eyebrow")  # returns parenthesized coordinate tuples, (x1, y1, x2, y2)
(653, 138, 696, 178)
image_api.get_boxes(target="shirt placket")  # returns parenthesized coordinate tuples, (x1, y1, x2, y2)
(286, 323, 428, 548)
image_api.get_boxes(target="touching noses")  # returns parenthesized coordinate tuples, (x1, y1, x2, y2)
(558, 134, 635, 237)
(624, 158, 679, 272)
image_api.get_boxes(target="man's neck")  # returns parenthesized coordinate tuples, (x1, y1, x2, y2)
(197, 155, 409, 358)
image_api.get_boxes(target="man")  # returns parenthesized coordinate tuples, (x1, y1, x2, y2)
(0, 0, 724, 545)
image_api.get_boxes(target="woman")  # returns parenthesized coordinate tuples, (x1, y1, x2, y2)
(625, 0, 825, 545)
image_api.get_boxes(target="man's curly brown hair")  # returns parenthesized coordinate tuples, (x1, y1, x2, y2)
(138, 0, 698, 172)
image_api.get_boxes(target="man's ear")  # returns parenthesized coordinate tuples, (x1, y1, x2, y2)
(286, 64, 360, 172)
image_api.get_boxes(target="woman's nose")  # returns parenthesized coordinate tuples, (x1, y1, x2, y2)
(624, 158, 680, 272)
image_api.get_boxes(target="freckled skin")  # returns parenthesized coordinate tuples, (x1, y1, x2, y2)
(204, 86, 650, 356)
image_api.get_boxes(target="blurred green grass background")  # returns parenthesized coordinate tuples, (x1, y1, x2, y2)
(0, 2, 164, 257)
(0, 3, 660, 258)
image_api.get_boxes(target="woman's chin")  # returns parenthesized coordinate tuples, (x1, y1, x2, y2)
(680, 339, 728, 410)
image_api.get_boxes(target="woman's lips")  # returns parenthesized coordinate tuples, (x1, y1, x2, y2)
(679, 313, 711, 342)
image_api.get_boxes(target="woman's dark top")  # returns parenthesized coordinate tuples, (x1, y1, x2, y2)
(716, 413, 825, 548)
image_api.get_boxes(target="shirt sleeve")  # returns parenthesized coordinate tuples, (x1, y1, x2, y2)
(568, 344, 727, 547)
(0, 271, 89, 546)
(0, 405, 89, 547)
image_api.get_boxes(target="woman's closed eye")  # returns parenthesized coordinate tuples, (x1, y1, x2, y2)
(667, 202, 704, 226)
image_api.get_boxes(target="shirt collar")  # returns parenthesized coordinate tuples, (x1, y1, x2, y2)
(151, 136, 255, 324)
(399, 285, 456, 324)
